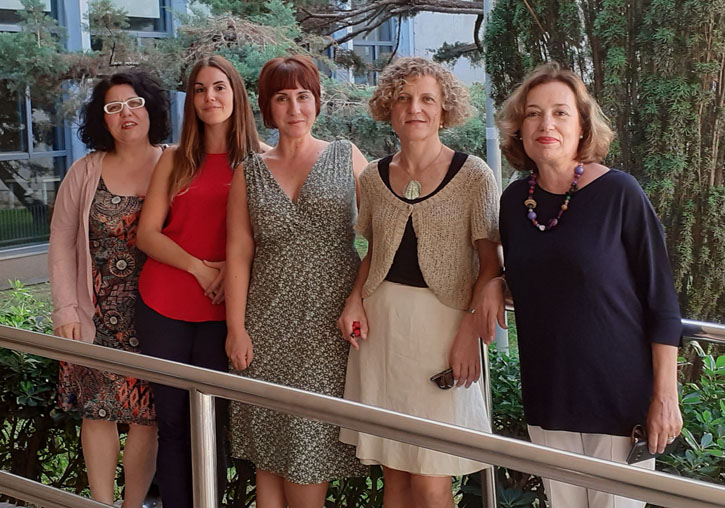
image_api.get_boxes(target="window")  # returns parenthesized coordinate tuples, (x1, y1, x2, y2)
(352, 19, 396, 85)
(110, 0, 167, 34)
(0, 0, 54, 29)
(0, 0, 176, 249)
(0, 81, 66, 247)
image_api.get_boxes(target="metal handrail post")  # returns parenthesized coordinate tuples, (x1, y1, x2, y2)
(480, 342, 497, 507)
(190, 389, 217, 508)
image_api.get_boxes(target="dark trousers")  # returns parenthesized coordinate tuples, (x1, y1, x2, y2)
(136, 298, 228, 508)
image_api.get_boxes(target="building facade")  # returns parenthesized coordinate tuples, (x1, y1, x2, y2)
(0, 1, 483, 285)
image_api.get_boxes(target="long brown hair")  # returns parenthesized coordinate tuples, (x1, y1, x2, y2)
(169, 55, 260, 197)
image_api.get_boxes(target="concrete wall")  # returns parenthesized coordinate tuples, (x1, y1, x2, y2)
(409, 12, 484, 85)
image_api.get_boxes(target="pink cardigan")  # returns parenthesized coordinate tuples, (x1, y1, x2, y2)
(48, 151, 106, 343)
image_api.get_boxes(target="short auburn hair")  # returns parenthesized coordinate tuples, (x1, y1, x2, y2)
(496, 62, 614, 172)
(257, 55, 321, 129)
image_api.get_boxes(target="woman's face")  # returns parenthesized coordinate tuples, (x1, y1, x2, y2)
(103, 84, 150, 146)
(390, 74, 444, 143)
(520, 80, 582, 168)
(193, 66, 234, 127)
(269, 85, 317, 139)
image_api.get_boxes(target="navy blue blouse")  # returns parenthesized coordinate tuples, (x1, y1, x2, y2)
(500, 169, 682, 436)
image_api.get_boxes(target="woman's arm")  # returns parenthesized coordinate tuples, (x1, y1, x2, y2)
(337, 148, 371, 348)
(647, 343, 682, 453)
(337, 242, 372, 350)
(136, 148, 222, 297)
(449, 239, 503, 387)
(350, 143, 368, 207)
(470, 241, 505, 344)
(48, 159, 85, 339)
(225, 166, 256, 370)
(619, 175, 683, 451)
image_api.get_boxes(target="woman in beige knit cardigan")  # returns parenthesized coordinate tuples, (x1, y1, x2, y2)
(338, 57, 503, 508)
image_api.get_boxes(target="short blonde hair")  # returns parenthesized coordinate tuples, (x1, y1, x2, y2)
(369, 57, 472, 127)
(496, 62, 614, 172)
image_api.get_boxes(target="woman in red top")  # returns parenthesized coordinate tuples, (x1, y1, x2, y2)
(136, 55, 260, 508)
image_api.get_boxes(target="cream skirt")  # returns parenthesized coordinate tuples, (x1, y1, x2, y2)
(339, 281, 491, 475)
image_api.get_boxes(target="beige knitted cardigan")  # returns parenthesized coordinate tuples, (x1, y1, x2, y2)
(356, 154, 500, 310)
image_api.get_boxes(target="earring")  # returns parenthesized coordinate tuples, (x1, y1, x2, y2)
(580, 134, 584, 139)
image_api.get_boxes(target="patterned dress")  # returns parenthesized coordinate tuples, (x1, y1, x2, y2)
(58, 177, 155, 425)
(229, 140, 367, 483)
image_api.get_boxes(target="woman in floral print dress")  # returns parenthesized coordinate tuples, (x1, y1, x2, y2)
(225, 55, 369, 507)
(49, 70, 170, 508)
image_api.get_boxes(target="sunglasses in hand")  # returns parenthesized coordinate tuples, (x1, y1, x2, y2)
(430, 368, 454, 390)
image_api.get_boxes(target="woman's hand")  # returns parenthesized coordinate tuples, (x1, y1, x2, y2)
(54, 322, 81, 341)
(473, 277, 507, 345)
(449, 314, 481, 388)
(189, 259, 224, 304)
(647, 343, 683, 453)
(646, 394, 683, 454)
(337, 294, 368, 350)
(203, 260, 226, 304)
(226, 328, 254, 371)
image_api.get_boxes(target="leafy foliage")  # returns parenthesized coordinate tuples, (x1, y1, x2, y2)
(484, 0, 725, 323)
(0, 0, 68, 104)
(660, 342, 725, 484)
(0, 282, 86, 502)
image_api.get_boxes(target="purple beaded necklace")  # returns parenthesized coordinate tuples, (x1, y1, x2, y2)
(524, 164, 584, 231)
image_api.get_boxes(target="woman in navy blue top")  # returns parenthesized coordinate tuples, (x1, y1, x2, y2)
(485, 63, 682, 508)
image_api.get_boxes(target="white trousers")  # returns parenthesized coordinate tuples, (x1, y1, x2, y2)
(528, 425, 655, 508)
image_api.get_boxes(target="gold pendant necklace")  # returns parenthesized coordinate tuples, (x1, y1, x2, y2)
(403, 180, 422, 199)
(401, 144, 444, 200)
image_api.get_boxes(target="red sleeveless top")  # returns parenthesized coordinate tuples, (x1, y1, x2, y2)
(139, 153, 231, 322)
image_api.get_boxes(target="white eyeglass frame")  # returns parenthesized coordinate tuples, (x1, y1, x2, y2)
(103, 96, 146, 115)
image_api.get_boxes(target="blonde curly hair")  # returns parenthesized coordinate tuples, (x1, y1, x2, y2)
(369, 57, 472, 128)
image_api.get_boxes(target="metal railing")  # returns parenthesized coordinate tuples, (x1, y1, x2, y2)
(682, 318, 725, 345)
(1, 320, 724, 508)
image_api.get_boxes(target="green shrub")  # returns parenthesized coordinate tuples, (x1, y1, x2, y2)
(0, 281, 87, 502)
(660, 341, 725, 483)
(488, 345, 546, 507)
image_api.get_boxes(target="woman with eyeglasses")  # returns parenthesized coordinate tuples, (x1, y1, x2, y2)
(49, 70, 170, 507)
(135, 55, 260, 508)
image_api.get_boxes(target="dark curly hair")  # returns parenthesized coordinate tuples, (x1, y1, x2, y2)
(78, 70, 170, 151)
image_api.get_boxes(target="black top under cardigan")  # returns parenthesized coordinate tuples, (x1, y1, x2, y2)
(500, 169, 682, 436)
(379, 152, 468, 287)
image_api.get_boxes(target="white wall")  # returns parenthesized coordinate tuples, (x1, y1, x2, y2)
(410, 12, 484, 85)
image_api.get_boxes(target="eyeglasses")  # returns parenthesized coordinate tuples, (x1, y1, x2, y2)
(430, 368, 454, 390)
(103, 97, 146, 114)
